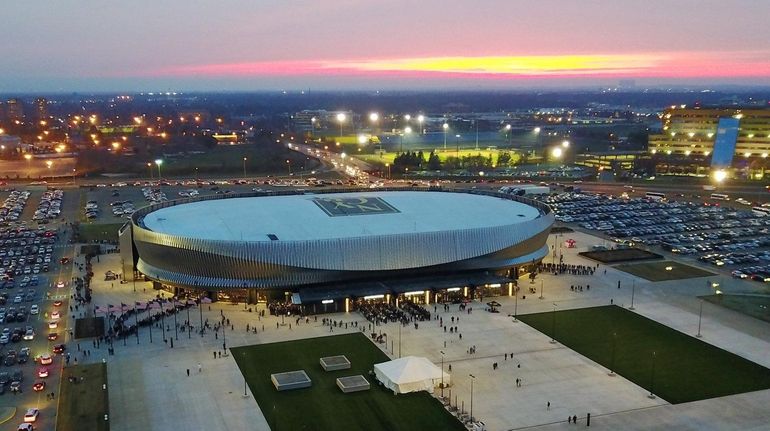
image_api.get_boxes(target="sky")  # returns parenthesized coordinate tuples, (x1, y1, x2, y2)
(3, 0, 770, 92)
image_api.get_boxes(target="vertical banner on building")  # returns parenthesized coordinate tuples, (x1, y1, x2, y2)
(710, 117, 741, 168)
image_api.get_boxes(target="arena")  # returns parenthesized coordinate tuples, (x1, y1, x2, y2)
(120, 188, 553, 308)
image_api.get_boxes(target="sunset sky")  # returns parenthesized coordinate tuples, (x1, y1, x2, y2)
(3, 0, 770, 92)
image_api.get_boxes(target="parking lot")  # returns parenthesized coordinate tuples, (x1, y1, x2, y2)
(0, 185, 78, 431)
(535, 191, 770, 285)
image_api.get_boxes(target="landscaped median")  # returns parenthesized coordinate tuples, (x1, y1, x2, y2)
(519, 305, 770, 404)
(56, 363, 109, 431)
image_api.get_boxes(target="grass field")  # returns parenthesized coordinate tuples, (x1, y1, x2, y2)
(702, 294, 770, 323)
(519, 305, 770, 403)
(355, 148, 515, 167)
(232, 333, 464, 431)
(76, 222, 125, 243)
(57, 363, 109, 431)
(579, 248, 662, 264)
(615, 260, 714, 282)
(74, 317, 105, 339)
(161, 144, 318, 176)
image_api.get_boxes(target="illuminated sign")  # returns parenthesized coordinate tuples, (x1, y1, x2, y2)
(312, 196, 399, 217)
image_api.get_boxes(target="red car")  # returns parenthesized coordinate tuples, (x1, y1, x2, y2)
(47, 333, 58, 341)
(52, 344, 66, 354)
(32, 381, 46, 392)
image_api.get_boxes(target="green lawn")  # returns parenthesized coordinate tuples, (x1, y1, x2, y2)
(615, 260, 714, 281)
(76, 222, 125, 243)
(702, 294, 770, 323)
(232, 333, 464, 431)
(57, 363, 109, 431)
(355, 148, 517, 167)
(519, 305, 770, 404)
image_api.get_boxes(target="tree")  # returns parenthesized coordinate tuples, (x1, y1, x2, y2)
(427, 151, 442, 170)
(497, 151, 512, 167)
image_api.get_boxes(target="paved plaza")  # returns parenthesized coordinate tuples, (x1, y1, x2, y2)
(73, 230, 770, 431)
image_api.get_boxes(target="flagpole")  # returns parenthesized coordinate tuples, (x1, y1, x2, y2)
(173, 297, 179, 341)
(134, 305, 140, 344)
(161, 301, 167, 342)
(148, 305, 153, 343)
(199, 298, 204, 337)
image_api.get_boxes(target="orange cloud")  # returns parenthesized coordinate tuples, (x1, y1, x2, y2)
(146, 52, 770, 80)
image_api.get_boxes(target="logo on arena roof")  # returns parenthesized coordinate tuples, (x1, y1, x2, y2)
(312, 197, 400, 217)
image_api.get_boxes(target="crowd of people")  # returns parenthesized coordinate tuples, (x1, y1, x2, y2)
(537, 262, 597, 276)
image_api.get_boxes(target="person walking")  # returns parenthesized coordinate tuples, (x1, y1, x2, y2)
(547, 401, 550, 410)
(186, 369, 190, 377)
(198, 363, 202, 373)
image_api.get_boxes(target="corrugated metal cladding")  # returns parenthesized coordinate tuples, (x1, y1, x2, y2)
(126, 188, 554, 290)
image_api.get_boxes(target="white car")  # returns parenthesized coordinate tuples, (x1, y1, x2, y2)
(24, 408, 39, 423)
(51, 311, 60, 320)
(0, 335, 8, 344)
(17, 424, 33, 431)
(29, 305, 39, 315)
(48, 321, 58, 329)
(56, 281, 65, 288)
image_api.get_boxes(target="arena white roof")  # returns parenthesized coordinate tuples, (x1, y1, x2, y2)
(142, 191, 540, 242)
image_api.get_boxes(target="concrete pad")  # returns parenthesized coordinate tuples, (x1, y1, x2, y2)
(271, 370, 312, 391)
(320, 355, 351, 371)
(336, 375, 370, 393)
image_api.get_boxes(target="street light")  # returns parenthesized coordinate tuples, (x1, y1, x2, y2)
(469, 374, 476, 422)
(440, 350, 446, 398)
(561, 140, 570, 148)
(310, 117, 316, 136)
(712, 169, 728, 184)
(550, 303, 557, 344)
(286, 159, 292, 176)
(242, 157, 247, 178)
(505, 124, 512, 146)
(417, 114, 424, 134)
(442, 123, 449, 151)
(400, 127, 412, 153)
(45, 160, 53, 181)
(369, 112, 379, 123)
(154, 159, 163, 183)
(551, 147, 563, 159)
(385, 163, 391, 179)
(336, 112, 346, 137)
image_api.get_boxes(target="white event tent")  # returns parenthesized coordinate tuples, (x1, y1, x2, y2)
(373, 356, 450, 394)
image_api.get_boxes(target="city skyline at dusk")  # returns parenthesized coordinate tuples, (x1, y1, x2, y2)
(3, 0, 770, 91)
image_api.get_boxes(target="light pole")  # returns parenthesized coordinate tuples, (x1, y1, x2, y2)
(513, 286, 518, 322)
(417, 114, 424, 135)
(443, 123, 449, 151)
(147, 162, 153, 180)
(539, 279, 544, 299)
(242, 157, 247, 179)
(310, 117, 316, 137)
(440, 350, 446, 398)
(385, 163, 391, 180)
(550, 303, 557, 344)
(469, 374, 476, 422)
(505, 124, 512, 146)
(154, 159, 163, 182)
(696, 299, 704, 338)
(648, 351, 657, 399)
(286, 159, 292, 176)
(630, 280, 636, 310)
(45, 160, 53, 181)
(608, 331, 617, 376)
(336, 112, 346, 138)
(400, 126, 412, 153)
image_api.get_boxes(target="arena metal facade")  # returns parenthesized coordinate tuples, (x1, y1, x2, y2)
(119, 188, 554, 297)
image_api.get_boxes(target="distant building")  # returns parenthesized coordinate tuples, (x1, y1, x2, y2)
(35, 98, 48, 121)
(648, 107, 770, 163)
(5, 98, 23, 122)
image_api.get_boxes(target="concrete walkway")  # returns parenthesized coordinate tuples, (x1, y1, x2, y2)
(78, 230, 770, 431)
